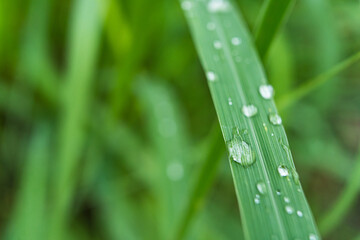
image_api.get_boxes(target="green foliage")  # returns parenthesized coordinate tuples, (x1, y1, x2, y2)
(180, 0, 319, 238)
(0, 0, 360, 239)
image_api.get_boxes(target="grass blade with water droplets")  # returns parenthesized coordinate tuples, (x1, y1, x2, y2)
(180, 0, 320, 238)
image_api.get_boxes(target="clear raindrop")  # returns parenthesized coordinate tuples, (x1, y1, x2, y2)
(297, 210, 303, 217)
(213, 40, 222, 49)
(259, 84, 274, 99)
(285, 205, 294, 214)
(269, 113, 282, 125)
(228, 97, 233, 106)
(207, 0, 230, 13)
(231, 37, 241, 46)
(256, 182, 267, 195)
(227, 128, 256, 167)
(242, 105, 258, 117)
(181, 1, 192, 10)
(309, 234, 318, 240)
(206, 71, 217, 82)
(278, 165, 290, 177)
(292, 169, 300, 185)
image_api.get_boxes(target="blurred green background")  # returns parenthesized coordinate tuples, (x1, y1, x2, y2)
(0, 0, 360, 239)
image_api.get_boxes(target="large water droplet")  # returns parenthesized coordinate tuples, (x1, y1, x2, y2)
(231, 37, 241, 46)
(259, 84, 274, 99)
(181, 1, 192, 10)
(213, 40, 222, 49)
(256, 182, 267, 195)
(166, 162, 184, 181)
(206, 71, 217, 82)
(242, 105, 258, 117)
(207, 0, 230, 13)
(278, 165, 290, 177)
(227, 128, 256, 167)
(285, 205, 294, 214)
(269, 113, 282, 125)
(309, 234, 318, 240)
(297, 210, 303, 217)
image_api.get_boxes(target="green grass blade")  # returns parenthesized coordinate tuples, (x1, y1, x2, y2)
(254, 0, 295, 59)
(174, 123, 224, 240)
(181, 0, 319, 239)
(49, 0, 105, 239)
(136, 76, 191, 238)
(277, 51, 360, 111)
(19, 0, 58, 102)
(5, 123, 50, 240)
(319, 145, 360, 236)
(266, 34, 295, 97)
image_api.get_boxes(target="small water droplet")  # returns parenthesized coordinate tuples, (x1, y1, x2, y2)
(242, 105, 258, 117)
(309, 234, 318, 240)
(207, 22, 216, 30)
(227, 128, 256, 167)
(269, 113, 282, 125)
(297, 210, 303, 217)
(256, 182, 267, 194)
(231, 37, 241, 46)
(292, 169, 300, 185)
(276, 190, 281, 195)
(259, 84, 274, 99)
(207, 0, 230, 13)
(278, 165, 290, 177)
(263, 123, 268, 132)
(228, 97, 233, 106)
(166, 162, 184, 181)
(271, 133, 274, 136)
(284, 197, 290, 203)
(285, 205, 294, 214)
(206, 71, 217, 82)
(181, 1, 192, 10)
(254, 197, 260, 204)
(213, 40, 222, 49)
